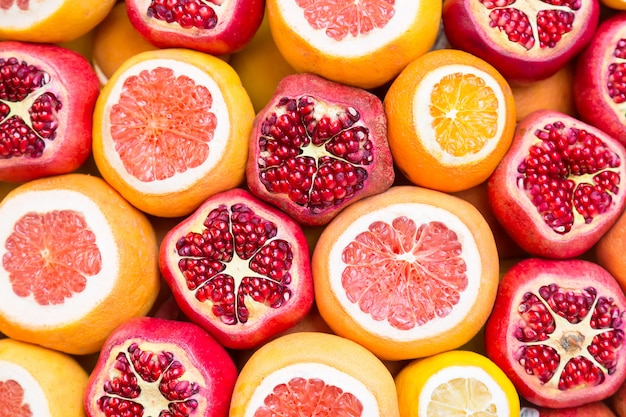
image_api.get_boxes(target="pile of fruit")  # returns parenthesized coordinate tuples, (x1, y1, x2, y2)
(2, 0, 626, 416)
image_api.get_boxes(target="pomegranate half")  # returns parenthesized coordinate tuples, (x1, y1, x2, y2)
(485, 258, 626, 408)
(85, 316, 237, 417)
(488, 110, 626, 259)
(442, 0, 600, 83)
(159, 187, 314, 350)
(0, 41, 99, 182)
(246, 72, 395, 226)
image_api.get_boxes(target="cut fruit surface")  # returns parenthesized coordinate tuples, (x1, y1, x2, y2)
(0, 173, 160, 355)
(384, 48, 516, 193)
(0, 338, 89, 417)
(0, 0, 116, 43)
(395, 350, 520, 417)
(93, 48, 255, 218)
(266, 0, 441, 89)
(312, 185, 500, 361)
(230, 331, 400, 417)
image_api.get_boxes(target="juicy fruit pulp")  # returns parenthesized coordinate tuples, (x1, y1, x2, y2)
(85, 316, 237, 417)
(247, 73, 394, 226)
(0, 41, 99, 182)
(159, 188, 314, 350)
(488, 110, 626, 259)
(485, 258, 626, 408)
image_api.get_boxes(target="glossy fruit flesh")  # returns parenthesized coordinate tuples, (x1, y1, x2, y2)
(247, 73, 394, 226)
(518, 121, 620, 234)
(160, 188, 313, 350)
(485, 258, 626, 408)
(147, 0, 218, 29)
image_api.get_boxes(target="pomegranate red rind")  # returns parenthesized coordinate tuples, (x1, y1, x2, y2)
(485, 258, 626, 408)
(159, 187, 314, 350)
(246, 73, 395, 227)
(85, 316, 237, 417)
(0, 41, 99, 182)
(125, 0, 265, 55)
(487, 110, 626, 259)
(574, 12, 626, 147)
(442, 0, 600, 83)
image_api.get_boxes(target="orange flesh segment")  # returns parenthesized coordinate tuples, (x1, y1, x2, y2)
(428, 378, 498, 417)
(110, 67, 217, 182)
(430, 72, 499, 157)
(0, 379, 32, 417)
(254, 377, 363, 417)
(295, 0, 395, 40)
(340, 216, 468, 330)
(3, 210, 102, 306)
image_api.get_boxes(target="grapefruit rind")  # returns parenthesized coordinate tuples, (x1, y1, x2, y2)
(244, 363, 380, 417)
(99, 58, 231, 194)
(274, 0, 421, 57)
(0, 1, 64, 29)
(419, 366, 514, 417)
(327, 202, 482, 341)
(0, 190, 118, 328)
(413, 64, 507, 165)
(0, 360, 50, 416)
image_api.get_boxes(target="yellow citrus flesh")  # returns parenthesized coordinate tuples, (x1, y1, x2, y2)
(395, 350, 520, 417)
(230, 331, 400, 417)
(0, 0, 116, 44)
(0, 173, 160, 355)
(312, 186, 500, 361)
(384, 49, 516, 193)
(92, 48, 255, 218)
(0, 338, 89, 417)
(266, 0, 441, 89)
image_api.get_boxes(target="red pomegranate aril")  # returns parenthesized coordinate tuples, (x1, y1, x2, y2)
(488, 110, 626, 259)
(159, 188, 314, 350)
(485, 258, 626, 408)
(247, 73, 394, 226)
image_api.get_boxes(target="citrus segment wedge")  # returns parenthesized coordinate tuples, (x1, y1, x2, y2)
(384, 49, 516, 193)
(93, 48, 255, 218)
(266, 0, 441, 89)
(230, 331, 400, 417)
(395, 350, 520, 417)
(312, 185, 499, 361)
(0, 173, 160, 355)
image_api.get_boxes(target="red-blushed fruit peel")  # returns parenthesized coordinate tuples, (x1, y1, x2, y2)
(159, 187, 314, 350)
(485, 258, 626, 408)
(442, 0, 600, 84)
(521, 401, 618, 417)
(125, 0, 265, 55)
(0, 41, 99, 182)
(574, 12, 626, 147)
(246, 72, 395, 227)
(488, 109, 626, 259)
(85, 316, 237, 417)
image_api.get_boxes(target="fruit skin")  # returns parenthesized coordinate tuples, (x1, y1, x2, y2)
(442, 0, 600, 83)
(0, 173, 160, 355)
(92, 48, 255, 218)
(312, 185, 500, 361)
(0, 41, 100, 183)
(85, 316, 237, 417)
(521, 401, 617, 417)
(488, 109, 626, 259)
(125, 0, 265, 55)
(484, 258, 626, 408)
(266, 0, 441, 89)
(159, 187, 315, 350)
(246, 72, 395, 227)
(610, 378, 626, 417)
(230, 331, 400, 417)
(596, 203, 626, 294)
(0, 338, 89, 417)
(574, 12, 626, 147)
(0, 0, 116, 44)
